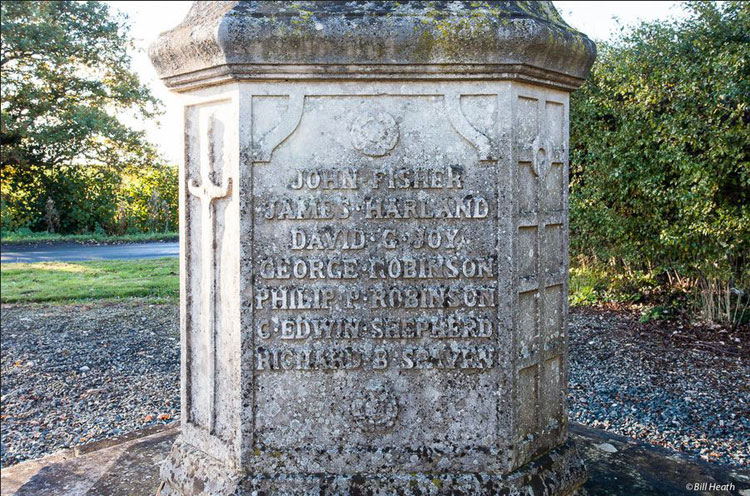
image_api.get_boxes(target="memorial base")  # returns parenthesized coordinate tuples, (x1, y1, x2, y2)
(158, 438, 240, 496)
(159, 438, 586, 496)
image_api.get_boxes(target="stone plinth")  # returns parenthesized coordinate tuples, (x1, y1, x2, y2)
(150, 2, 596, 494)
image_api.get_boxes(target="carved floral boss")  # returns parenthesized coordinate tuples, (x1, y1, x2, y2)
(350, 382, 399, 432)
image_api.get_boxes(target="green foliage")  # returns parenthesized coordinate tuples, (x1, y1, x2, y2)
(569, 264, 652, 307)
(117, 164, 178, 234)
(0, 163, 178, 235)
(570, 1, 750, 324)
(1, 258, 179, 303)
(2, 163, 121, 233)
(0, 1, 171, 234)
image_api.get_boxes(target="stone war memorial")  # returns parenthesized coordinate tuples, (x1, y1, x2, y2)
(149, 1, 596, 494)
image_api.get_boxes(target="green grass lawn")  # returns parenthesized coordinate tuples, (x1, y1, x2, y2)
(1, 258, 179, 303)
(0, 230, 178, 245)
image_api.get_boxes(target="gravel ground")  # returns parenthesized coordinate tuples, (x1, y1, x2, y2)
(1, 302, 748, 468)
(1, 302, 179, 466)
(569, 307, 749, 468)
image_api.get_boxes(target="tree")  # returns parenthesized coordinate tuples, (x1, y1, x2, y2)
(570, 1, 750, 324)
(1, 1, 162, 233)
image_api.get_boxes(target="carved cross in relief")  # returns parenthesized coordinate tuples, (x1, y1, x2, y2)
(515, 97, 567, 453)
(188, 114, 232, 434)
(519, 134, 564, 178)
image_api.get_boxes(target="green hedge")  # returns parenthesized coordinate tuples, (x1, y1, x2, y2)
(1, 163, 178, 236)
(569, 1, 749, 324)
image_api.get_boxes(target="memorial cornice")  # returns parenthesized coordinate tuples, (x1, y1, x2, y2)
(149, 1, 596, 92)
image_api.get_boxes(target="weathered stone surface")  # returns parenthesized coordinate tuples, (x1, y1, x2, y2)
(0, 425, 178, 496)
(4, 424, 749, 496)
(149, 1, 596, 91)
(149, 1, 596, 494)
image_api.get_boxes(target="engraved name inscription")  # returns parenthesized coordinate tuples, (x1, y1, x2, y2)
(254, 165, 497, 373)
(254, 116, 497, 377)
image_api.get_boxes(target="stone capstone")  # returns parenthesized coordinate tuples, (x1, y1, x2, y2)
(149, 1, 596, 91)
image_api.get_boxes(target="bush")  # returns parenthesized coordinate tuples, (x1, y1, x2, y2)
(115, 164, 178, 234)
(570, 1, 750, 326)
(1, 164, 118, 233)
(0, 163, 177, 235)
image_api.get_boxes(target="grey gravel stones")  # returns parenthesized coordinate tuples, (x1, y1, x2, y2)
(1, 303, 179, 467)
(569, 308, 749, 468)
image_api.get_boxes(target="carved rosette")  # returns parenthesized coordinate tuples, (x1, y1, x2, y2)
(350, 111, 399, 157)
(350, 383, 399, 432)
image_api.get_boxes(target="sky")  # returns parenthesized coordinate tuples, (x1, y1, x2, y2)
(106, 1, 687, 165)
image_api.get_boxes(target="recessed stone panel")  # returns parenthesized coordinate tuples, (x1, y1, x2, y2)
(544, 224, 564, 276)
(251, 91, 504, 467)
(518, 163, 537, 214)
(518, 290, 538, 359)
(518, 226, 538, 280)
(544, 101, 565, 149)
(518, 364, 538, 437)
(543, 285, 564, 353)
(183, 100, 237, 446)
(517, 97, 538, 146)
(541, 356, 563, 430)
(543, 164, 564, 212)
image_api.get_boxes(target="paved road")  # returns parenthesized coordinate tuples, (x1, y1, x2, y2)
(0, 242, 179, 263)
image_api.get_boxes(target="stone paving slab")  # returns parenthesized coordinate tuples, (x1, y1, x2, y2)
(1, 423, 748, 496)
(1, 426, 177, 496)
(571, 424, 750, 496)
